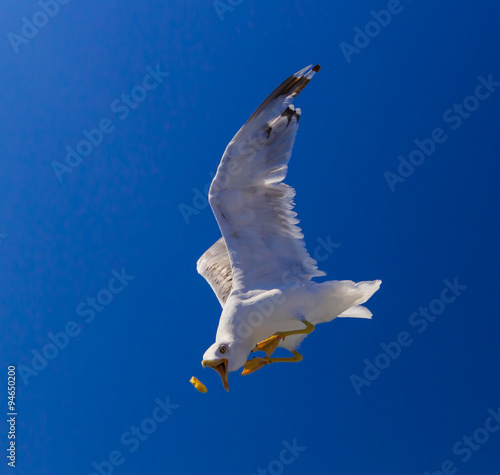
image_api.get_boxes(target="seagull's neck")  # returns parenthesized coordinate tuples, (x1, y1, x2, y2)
(215, 300, 253, 347)
(215, 313, 245, 344)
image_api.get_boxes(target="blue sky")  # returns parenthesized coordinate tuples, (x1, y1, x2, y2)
(1, 0, 500, 474)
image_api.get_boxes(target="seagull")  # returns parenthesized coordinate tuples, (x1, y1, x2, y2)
(198, 64, 381, 391)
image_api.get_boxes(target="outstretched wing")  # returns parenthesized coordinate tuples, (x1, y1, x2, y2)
(208, 64, 325, 294)
(197, 237, 232, 307)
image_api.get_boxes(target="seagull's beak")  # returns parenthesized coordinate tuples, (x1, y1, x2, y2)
(201, 358, 229, 391)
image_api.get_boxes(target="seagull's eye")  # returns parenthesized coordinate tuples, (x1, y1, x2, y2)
(219, 345, 227, 354)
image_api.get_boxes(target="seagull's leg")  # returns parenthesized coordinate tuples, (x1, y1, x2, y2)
(267, 350, 303, 365)
(241, 350, 303, 375)
(251, 320, 315, 357)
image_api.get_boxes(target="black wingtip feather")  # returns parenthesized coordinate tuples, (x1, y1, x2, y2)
(245, 64, 320, 125)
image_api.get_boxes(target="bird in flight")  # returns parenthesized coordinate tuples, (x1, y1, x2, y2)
(198, 64, 381, 391)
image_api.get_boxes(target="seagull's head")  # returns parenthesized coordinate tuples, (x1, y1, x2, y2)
(202, 340, 249, 391)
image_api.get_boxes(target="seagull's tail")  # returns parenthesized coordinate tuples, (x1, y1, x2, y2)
(337, 280, 382, 320)
(308, 279, 382, 324)
(279, 279, 382, 351)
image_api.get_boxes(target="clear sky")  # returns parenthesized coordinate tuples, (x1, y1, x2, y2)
(1, 0, 500, 474)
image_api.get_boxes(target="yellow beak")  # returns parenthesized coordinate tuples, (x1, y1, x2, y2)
(201, 358, 229, 391)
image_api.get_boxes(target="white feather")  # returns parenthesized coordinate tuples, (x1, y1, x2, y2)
(198, 65, 381, 374)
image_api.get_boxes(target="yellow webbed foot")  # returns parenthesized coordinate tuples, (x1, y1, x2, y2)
(251, 320, 315, 357)
(241, 350, 304, 376)
(251, 334, 282, 357)
(241, 357, 271, 375)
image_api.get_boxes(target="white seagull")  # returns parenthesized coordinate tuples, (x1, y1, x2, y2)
(198, 64, 381, 391)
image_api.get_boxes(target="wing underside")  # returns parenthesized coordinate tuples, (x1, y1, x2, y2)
(197, 237, 233, 307)
(205, 64, 324, 294)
